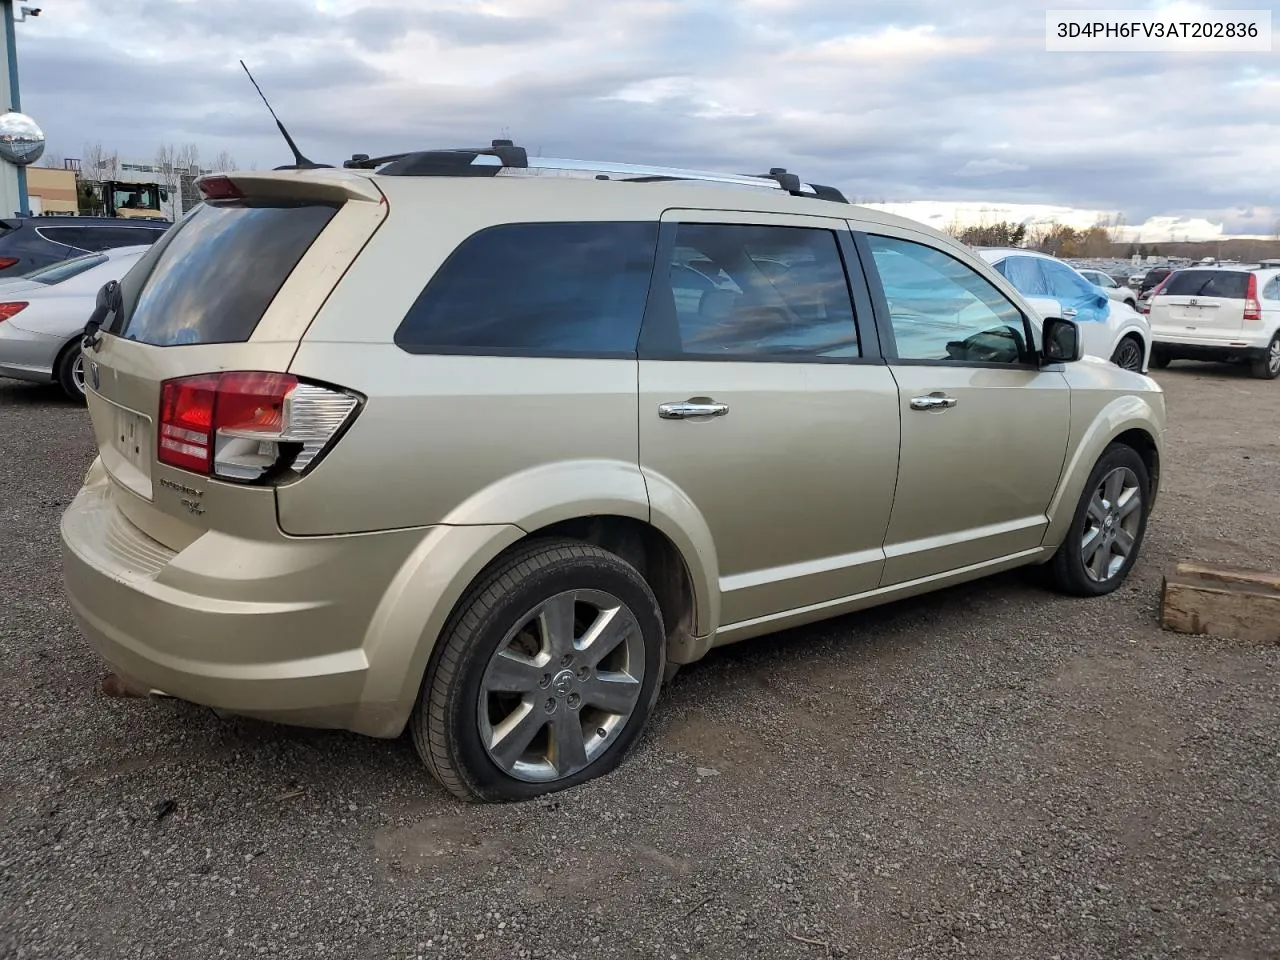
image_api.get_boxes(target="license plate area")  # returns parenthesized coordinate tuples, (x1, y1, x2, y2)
(94, 396, 154, 501)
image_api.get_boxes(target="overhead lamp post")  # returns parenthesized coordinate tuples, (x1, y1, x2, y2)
(0, 2, 43, 216)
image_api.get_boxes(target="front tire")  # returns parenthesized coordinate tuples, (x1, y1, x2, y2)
(412, 539, 665, 802)
(1044, 444, 1150, 597)
(1249, 333, 1280, 380)
(1111, 335, 1144, 372)
(55, 341, 88, 403)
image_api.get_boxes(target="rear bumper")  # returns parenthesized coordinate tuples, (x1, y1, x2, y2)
(1152, 334, 1269, 360)
(59, 471, 459, 738)
(0, 321, 60, 383)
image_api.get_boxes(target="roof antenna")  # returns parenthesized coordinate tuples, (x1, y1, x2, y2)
(239, 59, 331, 170)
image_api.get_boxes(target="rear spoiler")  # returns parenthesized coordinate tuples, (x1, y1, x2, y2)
(193, 169, 384, 206)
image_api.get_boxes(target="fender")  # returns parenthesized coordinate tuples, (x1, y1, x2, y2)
(1042, 390, 1164, 549)
(352, 459, 721, 733)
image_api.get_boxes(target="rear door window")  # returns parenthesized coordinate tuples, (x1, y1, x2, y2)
(118, 201, 339, 346)
(1161, 271, 1250, 299)
(394, 221, 659, 357)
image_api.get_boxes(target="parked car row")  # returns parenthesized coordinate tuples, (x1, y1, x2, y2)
(0, 244, 153, 398)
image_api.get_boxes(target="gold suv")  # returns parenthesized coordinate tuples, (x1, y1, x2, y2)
(60, 143, 1165, 801)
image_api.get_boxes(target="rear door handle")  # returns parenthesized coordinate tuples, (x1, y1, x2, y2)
(909, 394, 958, 411)
(659, 400, 729, 420)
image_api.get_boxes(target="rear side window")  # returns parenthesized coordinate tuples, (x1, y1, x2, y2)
(395, 222, 659, 357)
(1263, 277, 1280, 300)
(119, 201, 338, 346)
(34, 226, 92, 251)
(83, 226, 167, 250)
(1161, 270, 1250, 299)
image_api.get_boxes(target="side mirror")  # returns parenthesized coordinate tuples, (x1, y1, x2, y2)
(1042, 316, 1082, 364)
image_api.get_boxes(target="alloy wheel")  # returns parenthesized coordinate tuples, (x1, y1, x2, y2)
(1114, 339, 1143, 371)
(1081, 466, 1142, 582)
(477, 589, 645, 783)
(71, 355, 87, 396)
(1270, 339, 1280, 376)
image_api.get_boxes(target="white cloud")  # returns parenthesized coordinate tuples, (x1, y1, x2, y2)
(13, 0, 1279, 236)
(955, 159, 1031, 177)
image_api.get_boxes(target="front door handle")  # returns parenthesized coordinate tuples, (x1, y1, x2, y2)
(1060, 307, 1078, 318)
(909, 394, 958, 411)
(659, 399, 729, 420)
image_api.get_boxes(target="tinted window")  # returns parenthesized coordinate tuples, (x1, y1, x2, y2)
(34, 226, 92, 251)
(395, 222, 658, 356)
(24, 252, 108, 284)
(119, 201, 338, 346)
(994, 256, 1048, 296)
(646, 223, 860, 359)
(868, 235, 1029, 364)
(83, 226, 167, 250)
(1161, 270, 1250, 299)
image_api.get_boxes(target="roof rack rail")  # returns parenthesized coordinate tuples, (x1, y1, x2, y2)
(344, 140, 847, 203)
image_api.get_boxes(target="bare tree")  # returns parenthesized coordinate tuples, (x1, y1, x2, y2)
(1102, 213, 1127, 245)
(81, 141, 118, 180)
(211, 150, 237, 173)
(37, 152, 64, 169)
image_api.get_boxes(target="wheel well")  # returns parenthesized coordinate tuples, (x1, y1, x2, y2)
(524, 516, 697, 661)
(1113, 428, 1160, 504)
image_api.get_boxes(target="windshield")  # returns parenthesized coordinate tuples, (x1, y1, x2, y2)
(1162, 270, 1250, 299)
(112, 183, 162, 212)
(22, 252, 108, 285)
(116, 200, 339, 346)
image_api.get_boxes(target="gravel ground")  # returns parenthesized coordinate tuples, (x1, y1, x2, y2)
(1, 363, 1278, 960)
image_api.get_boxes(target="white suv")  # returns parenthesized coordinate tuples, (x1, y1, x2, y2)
(1147, 266, 1280, 379)
(976, 248, 1151, 372)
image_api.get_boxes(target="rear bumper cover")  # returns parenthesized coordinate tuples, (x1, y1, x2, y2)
(1152, 331, 1271, 358)
(59, 475, 448, 737)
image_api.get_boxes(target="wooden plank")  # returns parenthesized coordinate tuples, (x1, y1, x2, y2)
(1161, 562, 1280, 643)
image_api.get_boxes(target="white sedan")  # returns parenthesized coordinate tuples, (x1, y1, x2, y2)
(0, 245, 149, 400)
(1077, 268, 1139, 310)
(977, 248, 1152, 372)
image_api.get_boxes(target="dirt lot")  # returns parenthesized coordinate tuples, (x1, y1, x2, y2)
(1, 363, 1277, 960)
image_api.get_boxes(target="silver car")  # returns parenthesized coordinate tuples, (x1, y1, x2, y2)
(0, 245, 149, 399)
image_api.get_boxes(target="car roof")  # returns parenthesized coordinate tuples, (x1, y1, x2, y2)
(975, 247, 1060, 263)
(3, 216, 171, 228)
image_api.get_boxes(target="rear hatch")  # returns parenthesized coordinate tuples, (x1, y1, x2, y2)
(83, 170, 388, 550)
(1148, 269, 1249, 337)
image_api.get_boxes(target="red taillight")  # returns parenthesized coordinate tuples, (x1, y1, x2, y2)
(0, 257, 19, 270)
(0, 301, 28, 321)
(1244, 274, 1261, 322)
(197, 176, 244, 201)
(158, 372, 359, 482)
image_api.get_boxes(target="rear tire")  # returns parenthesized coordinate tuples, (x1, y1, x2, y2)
(1249, 333, 1280, 380)
(1149, 347, 1171, 369)
(411, 538, 665, 802)
(1044, 443, 1150, 598)
(55, 341, 87, 403)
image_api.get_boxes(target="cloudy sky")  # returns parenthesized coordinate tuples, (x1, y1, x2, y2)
(14, 0, 1280, 239)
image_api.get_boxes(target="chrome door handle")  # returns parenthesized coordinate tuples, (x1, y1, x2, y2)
(1061, 307, 1078, 318)
(909, 394, 958, 411)
(659, 400, 729, 420)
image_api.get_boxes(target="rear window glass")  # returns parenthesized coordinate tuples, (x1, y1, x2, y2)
(1161, 270, 1250, 299)
(24, 252, 107, 284)
(118, 201, 338, 346)
(394, 221, 659, 357)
